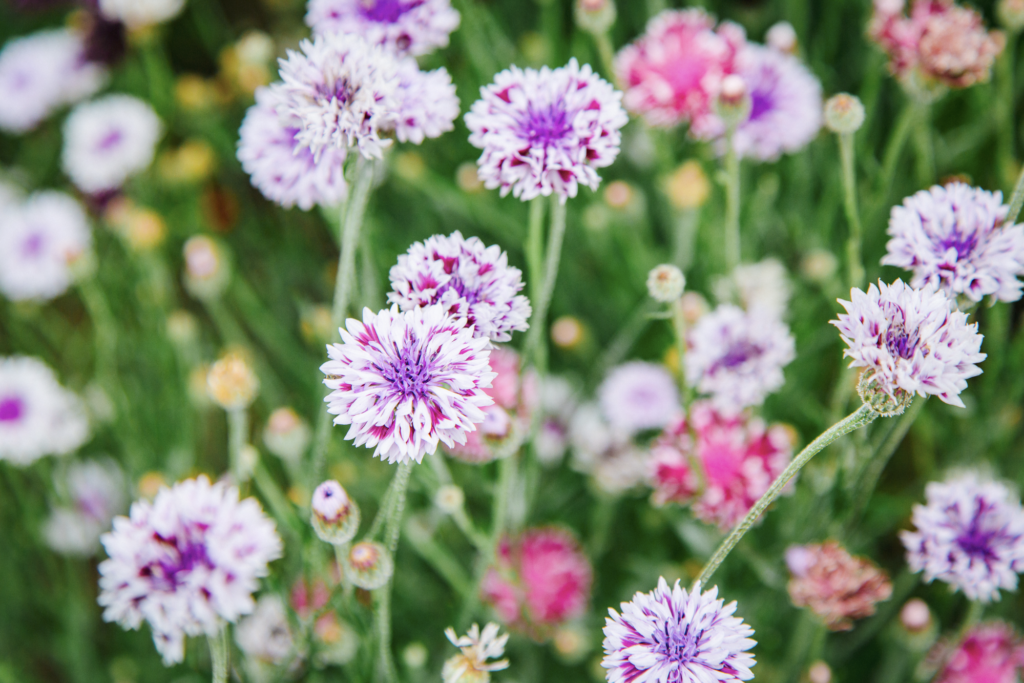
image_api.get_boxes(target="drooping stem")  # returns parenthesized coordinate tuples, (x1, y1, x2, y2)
(695, 404, 879, 587)
(375, 460, 413, 683)
(724, 138, 742, 271)
(1007, 163, 1024, 224)
(838, 132, 865, 290)
(525, 196, 568, 373)
(227, 407, 248, 484)
(209, 627, 229, 683)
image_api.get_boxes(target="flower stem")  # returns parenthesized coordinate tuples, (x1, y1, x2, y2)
(723, 138, 742, 271)
(526, 196, 567, 374)
(209, 627, 229, 683)
(375, 460, 413, 683)
(838, 132, 865, 290)
(878, 99, 917, 199)
(672, 208, 700, 270)
(694, 404, 879, 587)
(849, 397, 925, 523)
(911, 104, 934, 186)
(671, 301, 689, 397)
(227, 407, 248, 484)
(491, 453, 517, 551)
(1007, 163, 1024, 224)
(593, 31, 617, 83)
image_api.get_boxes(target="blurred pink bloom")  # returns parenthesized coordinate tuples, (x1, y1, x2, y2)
(291, 578, 331, 620)
(786, 541, 893, 631)
(934, 621, 1024, 683)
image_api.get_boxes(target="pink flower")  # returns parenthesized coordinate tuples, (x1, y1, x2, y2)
(614, 9, 745, 130)
(786, 541, 893, 631)
(935, 622, 1024, 683)
(481, 527, 592, 637)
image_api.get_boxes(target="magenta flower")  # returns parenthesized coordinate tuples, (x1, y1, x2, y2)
(306, 0, 460, 57)
(465, 58, 627, 202)
(935, 621, 1024, 683)
(320, 304, 496, 464)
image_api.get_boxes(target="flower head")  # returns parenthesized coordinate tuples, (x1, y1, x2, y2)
(598, 361, 680, 435)
(388, 231, 531, 343)
(824, 93, 866, 134)
(390, 59, 460, 145)
(207, 350, 260, 410)
(238, 86, 349, 211)
(62, 94, 163, 194)
(686, 305, 795, 414)
(883, 183, 1024, 303)
(602, 578, 757, 683)
(786, 541, 893, 631)
(0, 191, 91, 302)
(615, 9, 746, 129)
(235, 594, 294, 665)
(832, 279, 985, 408)
(647, 264, 686, 302)
(714, 258, 791, 320)
(442, 622, 510, 683)
(934, 621, 1024, 683)
(44, 458, 125, 556)
(98, 476, 283, 664)
(570, 403, 649, 495)
(275, 33, 400, 160)
(465, 58, 627, 202)
(311, 479, 360, 545)
(321, 304, 496, 464)
(98, 0, 186, 28)
(306, 0, 460, 57)
(482, 527, 592, 635)
(901, 472, 1024, 602)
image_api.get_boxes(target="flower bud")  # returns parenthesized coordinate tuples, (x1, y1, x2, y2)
(767, 21, 798, 54)
(264, 407, 311, 464)
(346, 541, 393, 590)
(999, 0, 1024, 32)
(403, 642, 429, 669)
(479, 406, 512, 438)
(551, 316, 586, 350)
(105, 199, 167, 252)
(603, 180, 634, 210)
(312, 480, 360, 545)
(435, 484, 465, 515)
(314, 613, 359, 666)
(207, 350, 259, 410)
(857, 369, 912, 417)
(663, 160, 711, 210)
(716, 75, 751, 128)
(575, 0, 616, 36)
(800, 249, 839, 284)
(899, 598, 932, 633)
(824, 93, 866, 135)
(183, 235, 230, 300)
(647, 264, 686, 303)
(807, 661, 832, 683)
(166, 310, 199, 347)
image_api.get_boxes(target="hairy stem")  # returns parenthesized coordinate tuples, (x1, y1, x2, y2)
(209, 627, 229, 683)
(912, 104, 935, 186)
(878, 100, 917, 199)
(526, 196, 568, 373)
(227, 408, 248, 484)
(672, 208, 700, 271)
(839, 132, 865, 290)
(1007, 163, 1024, 225)
(593, 31, 617, 83)
(375, 460, 413, 683)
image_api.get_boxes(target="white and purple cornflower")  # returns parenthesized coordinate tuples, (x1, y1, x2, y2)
(597, 361, 681, 435)
(686, 304, 796, 414)
(0, 356, 90, 466)
(832, 279, 986, 408)
(320, 304, 496, 464)
(98, 475, 283, 665)
(390, 58, 460, 145)
(602, 578, 757, 683)
(62, 94, 163, 195)
(238, 86, 349, 211)
(901, 472, 1024, 603)
(44, 458, 126, 556)
(306, 0, 461, 57)
(883, 183, 1024, 303)
(0, 191, 91, 303)
(97, 0, 186, 29)
(465, 58, 628, 202)
(275, 33, 400, 161)
(388, 231, 531, 343)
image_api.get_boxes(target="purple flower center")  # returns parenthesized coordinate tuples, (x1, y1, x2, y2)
(882, 304, 920, 359)
(710, 340, 762, 373)
(316, 79, 355, 106)
(654, 617, 702, 666)
(21, 232, 45, 258)
(96, 128, 124, 152)
(144, 538, 212, 590)
(519, 105, 572, 148)
(937, 229, 979, 261)
(748, 87, 775, 122)
(0, 396, 25, 423)
(955, 496, 1001, 561)
(382, 349, 432, 398)
(358, 0, 423, 22)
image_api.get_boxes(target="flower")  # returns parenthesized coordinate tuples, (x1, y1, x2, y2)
(882, 183, 1024, 303)
(534, 376, 576, 465)
(0, 357, 89, 466)
(0, 191, 91, 302)
(442, 623, 510, 683)
(275, 33, 400, 161)
(698, 44, 823, 161)
(390, 59, 460, 145)
(570, 403, 649, 495)
(714, 258, 792, 320)
(934, 621, 1024, 683)
(238, 87, 349, 211)
(481, 527, 592, 635)
(686, 305, 795, 414)
(98, 475, 283, 664)
(306, 0, 460, 57)
(869, 0, 1005, 89)
(62, 95, 163, 195)
(824, 93, 866, 134)
(44, 458, 125, 556)
(207, 350, 260, 410)
(388, 231, 531, 343)
(235, 594, 294, 666)
(647, 264, 686, 302)
(465, 58, 627, 202)
(98, 0, 186, 28)
(0, 29, 107, 134)
(615, 9, 745, 129)
(766, 21, 798, 53)
(786, 541, 893, 631)
(321, 304, 496, 464)
(311, 480, 360, 545)
(832, 279, 986, 408)
(900, 472, 1024, 602)
(602, 578, 757, 683)
(598, 361, 680, 435)
(346, 541, 393, 589)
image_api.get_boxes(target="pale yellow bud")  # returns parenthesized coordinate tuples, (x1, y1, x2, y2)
(207, 350, 259, 410)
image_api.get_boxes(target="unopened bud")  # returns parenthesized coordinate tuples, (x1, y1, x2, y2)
(435, 484, 465, 515)
(166, 309, 199, 347)
(207, 350, 259, 410)
(800, 249, 839, 284)
(999, 0, 1024, 32)
(663, 160, 710, 210)
(551, 316, 585, 350)
(106, 199, 166, 252)
(716, 75, 751, 128)
(264, 407, 311, 464)
(824, 93, 866, 134)
(480, 406, 512, 438)
(647, 264, 686, 303)
(346, 541, 393, 590)
(312, 480, 360, 545)
(807, 661, 832, 683)
(857, 370, 912, 417)
(183, 235, 229, 299)
(575, 0, 616, 35)
(899, 598, 932, 633)
(403, 642, 429, 669)
(603, 180, 634, 210)
(766, 21, 798, 54)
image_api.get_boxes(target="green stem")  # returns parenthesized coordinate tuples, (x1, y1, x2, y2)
(850, 398, 925, 522)
(593, 31, 617, 82)
(209, 628, 229, 683)
(334, 542, 354, 597)
(724, 138, 742, 271)
(672, 208, 700, 270)
(839, 132, 865, 290)
(912, 104, 934, 186)
(878, 100, 917, 198)
(997, 32, 1019, 189)
(525, 196, 568, 373)
(375, 460, 413, 683)
(491, 454, 517, 550)
(695, 404, 879, 587)
(227, 408, 248, 484)
(1007, 163, 1024, 224)
(671, 302, 689, 398)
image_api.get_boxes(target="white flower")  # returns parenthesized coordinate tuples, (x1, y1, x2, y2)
(62, 95, 163, 194)
(98, 0, 187, 28)
(598, 362, 680, 435)
(235, 595, 294, 665)
(43, 458, 125, 556)
(569, 402, 650, 495)
(0, 191, 91, 302)
(306, 0, 461, 57)
(714, 258, 791, 319)
(442, 623, 510, 683)
(390, 58, 460, 145)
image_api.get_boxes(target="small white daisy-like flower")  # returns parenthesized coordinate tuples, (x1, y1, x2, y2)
(901, 472, 1024, 603)
(0, 29, 107, 134)
(603, 578, 757, 683)
(98, 0, 186, 29)
(387, 231, 531, 342)
(831, 279, 986, 408)
(598, 361, 680, 435)
(320, 304, 496, 465)
(465, 58, 628, 202)
(647, 264, 686, 302)
(0, 357, 90, 467)
(442, 622, 510, 683)
(390, 58, 460, 145)
(98, 475, 283, 665)
(714, 257, 792, 320)
(686, 305, 796, 414)
(882, 183, 1024, 303)
(62, 94, 163, 194)
(238, 86, 349, 211)
(275, 33, 400, 161)
(306, 0, 461, 57)
(0, 191, 91, 303)
(44, 458, 126, 556)
(235, 594, 294, 665)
